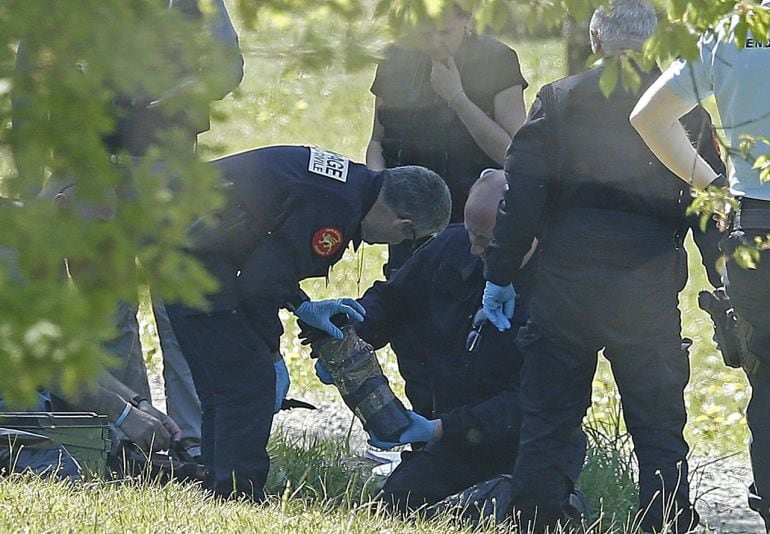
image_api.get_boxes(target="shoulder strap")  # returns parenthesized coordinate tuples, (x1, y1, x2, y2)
(537, 84, 561, 188)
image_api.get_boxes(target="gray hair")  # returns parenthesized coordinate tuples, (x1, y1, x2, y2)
(381, 166, 451, 238)
(590, 0, 657, 54)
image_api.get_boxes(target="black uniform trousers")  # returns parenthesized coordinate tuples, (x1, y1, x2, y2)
(379, 441, 512, 514)
(724, 199, 770, 516)
(166, 302, 275, 502)
(379, 431, 587, 515)
(510, 209, 697, 533)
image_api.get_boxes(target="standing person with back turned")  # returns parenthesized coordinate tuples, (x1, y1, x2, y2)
(481, 1, 725, 531)
(631, 2, 770, 530)
(165, 145, 451, 502)
(366, 3, 527, 277)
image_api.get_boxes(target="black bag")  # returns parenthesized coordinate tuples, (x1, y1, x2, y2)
(0, 427, 81, 480)
(107, 440, 208, 484)
(429, 474, 591, 529)
(429, 474, 516, 525)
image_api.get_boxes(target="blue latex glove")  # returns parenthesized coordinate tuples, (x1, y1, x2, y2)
(273, 359, 290, 414)
(367, 411, 440, 450)
(367, 433, 400, 451)
(314, 360, 334, 385)
(482, 281, 516, 332)
(294, 298, 366, 340)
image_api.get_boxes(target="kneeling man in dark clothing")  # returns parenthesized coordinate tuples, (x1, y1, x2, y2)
(331, 170, 586, 513)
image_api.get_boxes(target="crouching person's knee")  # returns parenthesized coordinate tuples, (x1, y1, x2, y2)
(377, 486, 431, 517)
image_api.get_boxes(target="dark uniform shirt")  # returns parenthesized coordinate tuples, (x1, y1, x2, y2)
(189, 145, 383, 348)
(356, 224, 533, 456)
(485, 64, 725, 286)
(372, 33, 527, 221)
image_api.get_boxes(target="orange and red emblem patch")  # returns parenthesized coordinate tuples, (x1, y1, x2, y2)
(312, 227, 344, 257)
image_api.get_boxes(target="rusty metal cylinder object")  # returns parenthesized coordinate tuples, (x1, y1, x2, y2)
(312, 325, 410, 442)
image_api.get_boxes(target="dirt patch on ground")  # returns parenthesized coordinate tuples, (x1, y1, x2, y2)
(690, 454, 761, 532)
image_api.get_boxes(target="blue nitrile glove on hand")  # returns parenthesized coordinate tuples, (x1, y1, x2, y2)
(294, 298, 366, 340)
(314, 360, 334, 385)
(367, 410, 440, 450)
(273, 359, 290, 414)
(482, 281, 516, 332)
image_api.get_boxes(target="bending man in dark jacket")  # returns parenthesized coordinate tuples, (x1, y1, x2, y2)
(166, 145, 451, 502)
(341, 170, 585, 513)
(480, 1, 725, 532)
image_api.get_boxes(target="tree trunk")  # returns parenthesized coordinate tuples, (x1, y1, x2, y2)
(563, 16, 591, 75)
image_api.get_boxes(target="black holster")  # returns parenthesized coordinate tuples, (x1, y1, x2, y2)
(697, 288, 743, 369)
(698, 286, 769, 381)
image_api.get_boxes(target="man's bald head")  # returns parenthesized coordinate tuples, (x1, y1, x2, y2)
(464, 169, 507, 259)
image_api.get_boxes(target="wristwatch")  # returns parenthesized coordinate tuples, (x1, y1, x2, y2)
(129, 394, 148, 408)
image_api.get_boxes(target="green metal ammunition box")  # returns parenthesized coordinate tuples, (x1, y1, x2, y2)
(0, 412, 110, 477)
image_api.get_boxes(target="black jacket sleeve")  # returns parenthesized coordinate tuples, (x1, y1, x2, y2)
(356, 240, 435, 416)
(437, 372, 520, 447)
(355, 279, 404, 350)
(356, 240, 434, 349)
(484, 96, 553, 286)
(681, 107, 727, 288)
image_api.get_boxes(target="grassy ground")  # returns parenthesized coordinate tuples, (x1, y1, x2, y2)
(0, 431, 643, 533)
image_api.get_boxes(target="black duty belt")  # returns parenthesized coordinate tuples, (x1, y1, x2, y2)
(735, 198, 770, 230)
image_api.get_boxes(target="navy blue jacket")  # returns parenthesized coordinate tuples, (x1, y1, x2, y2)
(192, 146, 383, 347)
(485, 65, 726, 286)
(357, 224, 533, 454)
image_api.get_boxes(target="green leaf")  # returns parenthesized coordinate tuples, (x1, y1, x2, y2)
(734, 245, 760, 270)
(599, 57, 618, 98)
(619, 54, 642, 93)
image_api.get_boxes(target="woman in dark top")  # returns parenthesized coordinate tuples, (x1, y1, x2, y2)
(366, 6, 528, 224)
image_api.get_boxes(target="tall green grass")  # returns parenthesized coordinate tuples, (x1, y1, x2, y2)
(0, 426, 704, 533)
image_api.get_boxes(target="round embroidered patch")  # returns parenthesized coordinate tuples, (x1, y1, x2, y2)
(312, 227, 344, 257)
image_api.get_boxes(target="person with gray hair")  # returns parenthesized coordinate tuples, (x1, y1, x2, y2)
(378, 165, 453, 240)
(589, 0, 657, 54)
(480, 0, 725, 531)
(164, 145, 450, 502)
